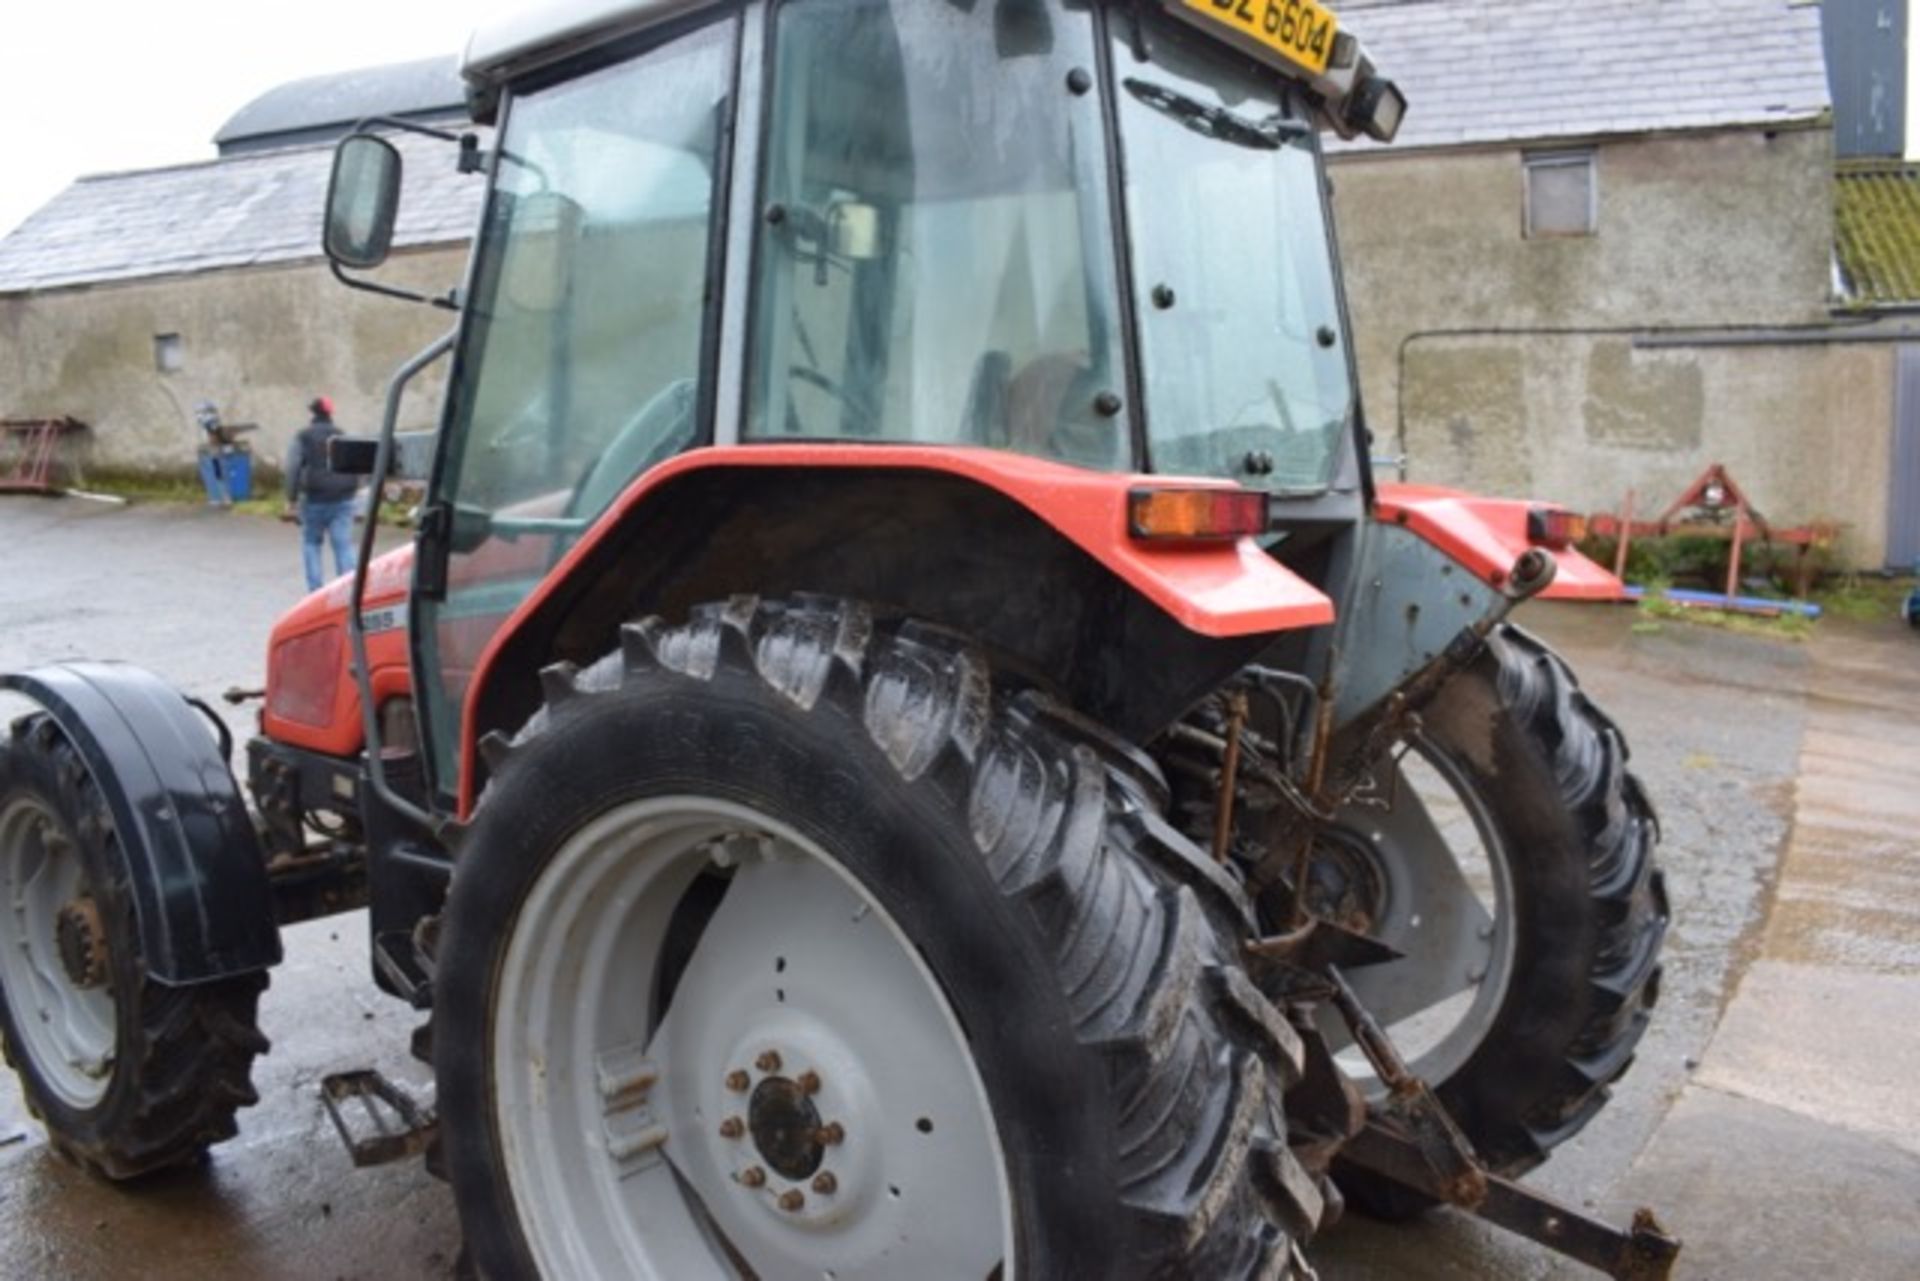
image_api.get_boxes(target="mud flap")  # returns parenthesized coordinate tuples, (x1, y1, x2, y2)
(1, 662, 281, 983)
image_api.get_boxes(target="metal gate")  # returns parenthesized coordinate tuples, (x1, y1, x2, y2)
(1891, 346, 1920, 569)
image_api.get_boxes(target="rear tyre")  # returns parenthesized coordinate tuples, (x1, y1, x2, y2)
(437, 596, 1322, 1280)
(1336, 625, 1667, 1219)
(0, 714, 269, 1179)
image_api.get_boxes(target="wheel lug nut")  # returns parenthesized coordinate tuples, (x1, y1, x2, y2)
(718, 1116, 745, 1140)
(812, 1172, 837, 1195)
(756, 1050, 782, 1073)
(725, 1070, 751, 1092)
(817, 1121, 845, 1146)
(778, 1189, 805, 1212)
(739, 1166, 767, 1188)
(797, 1070, 821, 1095)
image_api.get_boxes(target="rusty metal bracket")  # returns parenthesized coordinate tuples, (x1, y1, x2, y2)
(1341, 1123, 1680, 1280)
(321, 1070, 437, 1168)
(1479, 1183, 1681, 1281)
(1324, 964, 1680, 1279)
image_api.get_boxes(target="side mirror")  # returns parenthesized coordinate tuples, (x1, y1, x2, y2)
(328, 430, 436, 480)
(325, 134, 403, 270)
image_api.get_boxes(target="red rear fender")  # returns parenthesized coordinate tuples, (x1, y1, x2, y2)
(454, 445, 1337, 813)
(1374, 483, 1624, 602)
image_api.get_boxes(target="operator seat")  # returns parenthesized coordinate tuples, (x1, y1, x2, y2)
(1006, 352, 1123, 471)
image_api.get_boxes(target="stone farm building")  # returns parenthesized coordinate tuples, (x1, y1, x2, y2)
(0, 57, 482, 485)
(1, 0, 1912, 567)
(1337, 0, 1913, 569)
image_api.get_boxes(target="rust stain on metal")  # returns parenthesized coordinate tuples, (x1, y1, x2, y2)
(1212, 691, 1249, 864)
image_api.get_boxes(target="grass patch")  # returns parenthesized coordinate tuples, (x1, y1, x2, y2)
(76, 464, 284, 515)
(1810, 574, 1916, 623)
(1636, 591, 1816, 641)
(67, 465, 414, 525)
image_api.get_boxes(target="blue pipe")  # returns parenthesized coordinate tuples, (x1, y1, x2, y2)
(1622, 585, 1823, 619)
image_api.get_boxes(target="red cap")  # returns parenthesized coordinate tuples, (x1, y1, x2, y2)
(309, 395, 334, 417)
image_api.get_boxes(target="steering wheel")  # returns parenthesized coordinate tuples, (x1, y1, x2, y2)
(962, 350, 1013, 447)
(787, 365, 882, 437)
(568, 379, 698, 518)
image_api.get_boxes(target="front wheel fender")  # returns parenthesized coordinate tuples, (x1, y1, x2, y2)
(1, 663, 281, 984)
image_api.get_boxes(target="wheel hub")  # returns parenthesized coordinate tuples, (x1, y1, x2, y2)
(748, 1074, 826, 1181)
(1305, 828, 1388, 934)
(709, 1024, 873, 1229)
(55, 896, 109, 990)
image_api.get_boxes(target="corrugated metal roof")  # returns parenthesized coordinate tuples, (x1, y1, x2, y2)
(1835, 163, 1920, 306)
(1335, 0, 1832, 152)
(0, 131, 484, 295)
(215, 56, 466, 155)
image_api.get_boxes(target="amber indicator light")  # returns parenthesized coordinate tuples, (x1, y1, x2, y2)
(1526, 507, 1587, 550)
(1127, 488, 1270, 541)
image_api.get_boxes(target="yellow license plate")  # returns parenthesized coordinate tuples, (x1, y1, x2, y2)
(1179, 0, 1340, 78)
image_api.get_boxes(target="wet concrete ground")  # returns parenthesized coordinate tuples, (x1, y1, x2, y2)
(0, 499, 1915, 1279)
(1594, 624, 1920, 1276)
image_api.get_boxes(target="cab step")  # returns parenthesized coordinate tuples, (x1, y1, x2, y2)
(320, 1070, 437, 1168)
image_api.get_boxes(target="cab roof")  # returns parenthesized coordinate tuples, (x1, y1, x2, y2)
(463, 0, 717, 88)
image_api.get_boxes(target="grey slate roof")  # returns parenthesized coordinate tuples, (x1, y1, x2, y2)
(1335, 0, 1832, 152)
(215, 56, 467, 155)
(0, 1, 1834, 293)
(0, 131, 484, 295)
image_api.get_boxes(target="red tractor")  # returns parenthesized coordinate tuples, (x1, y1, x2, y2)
(0, 1, 1674, 1276)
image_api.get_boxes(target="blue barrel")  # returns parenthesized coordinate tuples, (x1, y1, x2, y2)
(222, 447, 253, 502)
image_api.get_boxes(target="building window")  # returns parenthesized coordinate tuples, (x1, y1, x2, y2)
(153, 333, 184, 373)
(1524, 150, 1596, 238)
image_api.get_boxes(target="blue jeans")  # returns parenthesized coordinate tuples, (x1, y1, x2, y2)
(300, 498, 358, 591)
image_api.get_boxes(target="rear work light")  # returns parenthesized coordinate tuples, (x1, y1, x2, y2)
(1526, 507, 1588, 550)
(1128, 488, 1270, 542)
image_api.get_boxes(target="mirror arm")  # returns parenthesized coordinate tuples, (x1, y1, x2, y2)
(328, 259, 461, 311)
(348, 114, 466, 144)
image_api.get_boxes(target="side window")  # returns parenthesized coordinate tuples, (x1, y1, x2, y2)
(417, 21, 735, 797)
(446, 30, 731, 520)
(1524, 150, 1597, 239)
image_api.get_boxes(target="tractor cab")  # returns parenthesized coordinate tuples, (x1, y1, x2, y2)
(432, 0, 1399, 499)
(325, 0, 1405, 798)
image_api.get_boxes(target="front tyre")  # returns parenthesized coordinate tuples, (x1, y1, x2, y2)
(437, 597, 1321, 1280)
(0, 714, 269, 1179)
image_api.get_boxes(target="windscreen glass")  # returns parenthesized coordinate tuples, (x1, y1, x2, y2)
(1113, 10, 1353, 491)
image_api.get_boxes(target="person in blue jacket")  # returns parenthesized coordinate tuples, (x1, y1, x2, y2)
(282, 396, 361, 591)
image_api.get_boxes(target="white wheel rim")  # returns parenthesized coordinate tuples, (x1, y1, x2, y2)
(0, 795, 117, 1108)
(1381, 744, 1518, 1080)
(492, 795, 1014, 1281)
(1329, 741, 1518, 1091)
